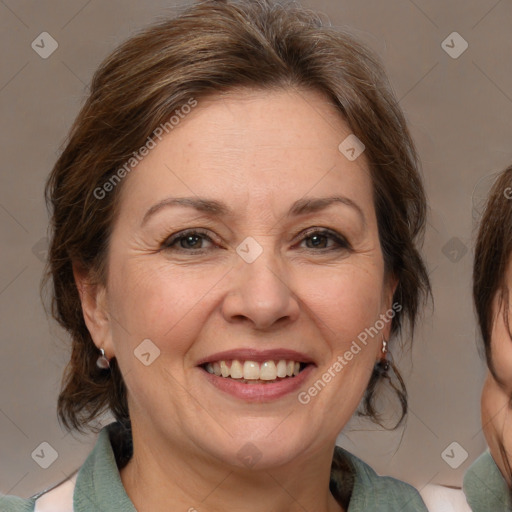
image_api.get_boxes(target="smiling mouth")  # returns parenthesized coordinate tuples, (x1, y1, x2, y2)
(201, 359, 310, 384)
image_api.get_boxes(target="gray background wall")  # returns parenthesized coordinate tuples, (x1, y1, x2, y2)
(1, 0, 510, 499)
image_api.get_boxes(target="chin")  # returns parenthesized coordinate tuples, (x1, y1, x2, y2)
(197, 424, 320, 471)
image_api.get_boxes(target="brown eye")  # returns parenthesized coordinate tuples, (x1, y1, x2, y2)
(305, 233, 329, 249)
(163, 229, 215, 252)
(299, 229, 350, 251)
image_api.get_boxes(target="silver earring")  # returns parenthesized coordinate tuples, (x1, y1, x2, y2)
(96, 348, 110, 370)
(377, 339, 390, 373)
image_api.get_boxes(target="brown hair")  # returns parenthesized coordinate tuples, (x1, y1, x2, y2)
(44, 0, 430, 436)
(473, 165, 512, 493)
(473, 165, 512, 377)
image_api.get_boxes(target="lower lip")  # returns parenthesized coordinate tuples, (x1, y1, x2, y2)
(200, 364, 315, 402)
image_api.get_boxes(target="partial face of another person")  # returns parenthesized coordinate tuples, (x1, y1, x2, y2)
(83, 87, 396, 469)
(482, 259, 512, 484)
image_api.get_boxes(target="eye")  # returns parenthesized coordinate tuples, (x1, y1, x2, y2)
(161, 227, 350, 254)
(298, 228, 350, 251)
(162, 229, 215, 252)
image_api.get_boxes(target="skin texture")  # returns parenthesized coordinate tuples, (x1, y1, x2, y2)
(481, 261, 512, 486)
(75, 87, 396, 512)
(481, 371, 512, 486)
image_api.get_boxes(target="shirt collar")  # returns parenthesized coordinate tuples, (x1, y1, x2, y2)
(73, 423, 136, 512)
(73, 422, 419, 511)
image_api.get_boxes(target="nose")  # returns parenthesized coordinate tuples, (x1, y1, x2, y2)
(220, 252, 300, 331)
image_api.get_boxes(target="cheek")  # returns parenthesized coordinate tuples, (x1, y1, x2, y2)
(482, 377, 512, 483)
(107, 259, 223, 356)
(489, 296, 512, 385)
(294, 266, 384, 413)
(492, 345, 512, 392)
(298, 264, 384, 344)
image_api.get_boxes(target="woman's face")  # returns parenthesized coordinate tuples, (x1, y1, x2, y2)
(482, 260, 512, 483)
(84, 87, 395, 469)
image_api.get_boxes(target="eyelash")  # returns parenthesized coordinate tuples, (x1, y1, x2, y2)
(161, 227, 351, 254)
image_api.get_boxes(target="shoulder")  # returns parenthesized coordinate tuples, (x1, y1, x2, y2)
(0, 424, 121, 512)
(0, 494, 35, 512)
(0, 472, 77, 512)
(463, 450, 512, 511)
(334, 446, 428, 511)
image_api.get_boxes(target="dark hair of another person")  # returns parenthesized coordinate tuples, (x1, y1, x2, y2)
(473, 165, 512, 490)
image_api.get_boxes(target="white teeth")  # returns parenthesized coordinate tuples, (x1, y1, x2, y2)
(204, 359, 305, 381)
(230, 360, 244, 379)
(220, 360, 229, 377)
(260, 361, 277, 380)
(276, 359, 287, 378)
(243, 361, 260, 380)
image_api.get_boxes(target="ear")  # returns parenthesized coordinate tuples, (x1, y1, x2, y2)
(73, 262, 114, 358)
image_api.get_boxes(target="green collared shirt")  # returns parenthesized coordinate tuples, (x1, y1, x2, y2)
(0, 422, 427, 511)
(463, 450, 512, 511)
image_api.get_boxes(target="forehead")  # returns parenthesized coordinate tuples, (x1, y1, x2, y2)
(118, 87, 374, 218)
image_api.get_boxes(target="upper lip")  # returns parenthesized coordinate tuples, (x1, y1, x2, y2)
(196, 348, 316, 366)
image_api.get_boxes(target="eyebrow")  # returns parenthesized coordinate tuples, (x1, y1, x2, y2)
(141, 195, 366, 227)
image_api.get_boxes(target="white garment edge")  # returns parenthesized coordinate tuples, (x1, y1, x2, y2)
(420, 484, 472, 512)
(33, 473, 77, 512)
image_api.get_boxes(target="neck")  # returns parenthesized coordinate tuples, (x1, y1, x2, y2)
(119, 421, 345, 512)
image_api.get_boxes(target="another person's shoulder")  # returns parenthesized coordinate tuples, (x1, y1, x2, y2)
(0, 494, 35, 512)
(463, 450, 512, 511)
(334, 446, 428, 511)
